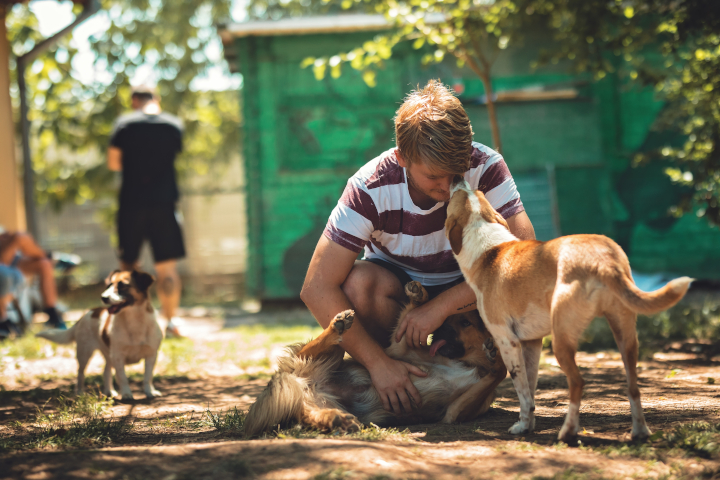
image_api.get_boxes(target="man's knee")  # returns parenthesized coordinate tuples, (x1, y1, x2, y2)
(341, 263, 403, 313)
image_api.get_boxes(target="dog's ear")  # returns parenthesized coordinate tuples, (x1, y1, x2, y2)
(105, 269, 121, 285)
(131, 270, 155, 292)
(447, 218, 464, 255)
(494, 212, 509, 230)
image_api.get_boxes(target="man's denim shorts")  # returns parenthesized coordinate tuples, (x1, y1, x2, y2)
(0, 265, 23, 298)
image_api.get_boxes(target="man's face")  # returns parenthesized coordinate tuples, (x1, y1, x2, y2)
(402, 157, 458, 203)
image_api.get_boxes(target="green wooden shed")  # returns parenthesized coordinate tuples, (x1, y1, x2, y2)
(220, 15, 720, 300)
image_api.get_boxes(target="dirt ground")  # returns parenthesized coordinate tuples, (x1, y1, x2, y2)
(1, 308, 719, 480)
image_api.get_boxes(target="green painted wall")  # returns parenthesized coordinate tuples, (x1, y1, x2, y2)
(236, 30, 720, 299)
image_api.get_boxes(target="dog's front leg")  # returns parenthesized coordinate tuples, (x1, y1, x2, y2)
(110, 354, 134, 400)
(143, 353, 162, 399)
(488, 326, 535, 435)
(102, 357, 118, 398)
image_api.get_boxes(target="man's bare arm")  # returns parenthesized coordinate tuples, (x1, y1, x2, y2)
(506, 210, 536, 241)
(107, 147, 123, 172)
(300, 235, 426, 412)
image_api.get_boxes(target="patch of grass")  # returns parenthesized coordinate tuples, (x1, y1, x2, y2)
(0, 416, 132, 451)
(532, 468, 608, 480)
(204, 406, 245, 432)
(35, 392, 114, 424)
(1, 333, 55, 360)
(0, 390, 130, 452)
(273, 422, 413, 442)
(313, 468, 356, 480)
(496, 440, 543, 452)
(160, 337, 196, 375)
(228, 324, 323, 349)
(661, 421, 720, 458)
(595, 421, 720, 460)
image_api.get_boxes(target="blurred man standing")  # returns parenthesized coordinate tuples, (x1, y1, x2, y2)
(107, 85, 185, 337)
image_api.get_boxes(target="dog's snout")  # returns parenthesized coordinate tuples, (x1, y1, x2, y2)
(101, 296, 111, 305)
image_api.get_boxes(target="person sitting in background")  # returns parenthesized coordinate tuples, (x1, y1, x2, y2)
(0, 264, 24, 339)
(0, 227, 67, 331)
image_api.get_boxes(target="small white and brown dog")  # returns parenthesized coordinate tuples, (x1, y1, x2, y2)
(37, 269, 163, 401)
(445, 179, 692, 442)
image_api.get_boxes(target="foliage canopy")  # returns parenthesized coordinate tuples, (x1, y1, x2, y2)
(249, 0, 719, 226)
(7, 0, 241, 213)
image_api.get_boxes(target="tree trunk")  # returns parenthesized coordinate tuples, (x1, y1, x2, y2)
(479, 74, 502, 154)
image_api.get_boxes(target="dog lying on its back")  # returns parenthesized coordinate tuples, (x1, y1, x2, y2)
(244, 281, 506, 437)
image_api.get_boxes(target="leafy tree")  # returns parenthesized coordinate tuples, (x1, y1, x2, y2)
(7, 0, 241, 215)
(523, 0, 720, 226)
(257, 0, 719, 226)
(298, 0, 534, 154)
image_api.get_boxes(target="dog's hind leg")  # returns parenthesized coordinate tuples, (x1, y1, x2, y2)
(605, 307, 651, 441)
(297, 310, 354, 360)
(76, 343, 94, 395)
(522, 338, 543, 431)
(301, 405, 361, 433)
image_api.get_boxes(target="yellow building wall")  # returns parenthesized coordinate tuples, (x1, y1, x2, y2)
(0, 7, 26, 232)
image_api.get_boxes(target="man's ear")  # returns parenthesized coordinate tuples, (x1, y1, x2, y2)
(105, 269, 121, 285)
(395, 149, 407, 168)
(447, 218, 464, 255)
(131, 270, 155, 292)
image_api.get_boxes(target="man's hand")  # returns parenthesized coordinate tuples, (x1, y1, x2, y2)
(395, 300, 447, 348)
(369, 355, 427, 413)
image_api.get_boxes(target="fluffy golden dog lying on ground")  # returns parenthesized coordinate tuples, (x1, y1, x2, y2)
(445, 179, 692, 442)
(244, 281, 506, 437)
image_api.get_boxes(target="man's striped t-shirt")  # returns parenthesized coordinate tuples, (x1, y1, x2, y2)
(323, 142, 525, 286)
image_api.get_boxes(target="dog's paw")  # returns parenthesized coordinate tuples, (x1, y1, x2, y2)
(331, 310, 355, 335)
(631, 424, 651, 442)
(103, 389, 119, 398)
(404, 281, 428, 304)
(508, 420, 531, 435)
(145, 389, 162, 399)
(558, 421, 579, 443)
(332, 413, 362, 433)
(483, 337, 498, 363)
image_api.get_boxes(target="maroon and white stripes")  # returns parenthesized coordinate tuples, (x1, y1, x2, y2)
(323, 142, 524, 285)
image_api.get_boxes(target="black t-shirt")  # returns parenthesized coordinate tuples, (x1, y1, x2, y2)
(109, 111, 184, 210)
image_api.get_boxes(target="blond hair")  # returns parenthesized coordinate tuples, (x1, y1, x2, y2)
(394, 80, 474, 175)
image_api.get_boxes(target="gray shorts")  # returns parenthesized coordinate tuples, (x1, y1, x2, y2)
(0, 265, 23, 298)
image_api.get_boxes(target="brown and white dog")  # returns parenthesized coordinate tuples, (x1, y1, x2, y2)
(243, 281, 506, 437)
(445, 180, 692, 442)
(37, 270, 163, 401)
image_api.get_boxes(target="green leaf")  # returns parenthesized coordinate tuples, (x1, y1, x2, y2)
(362, 69, 377, 88)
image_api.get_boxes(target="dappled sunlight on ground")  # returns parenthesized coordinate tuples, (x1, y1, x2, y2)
(1, 307, 719, 479)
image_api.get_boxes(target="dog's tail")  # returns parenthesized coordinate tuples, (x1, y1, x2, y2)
(35, 321, 78, 345)
(244, 372, 308, 438)
(605, 270, 693, 315)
